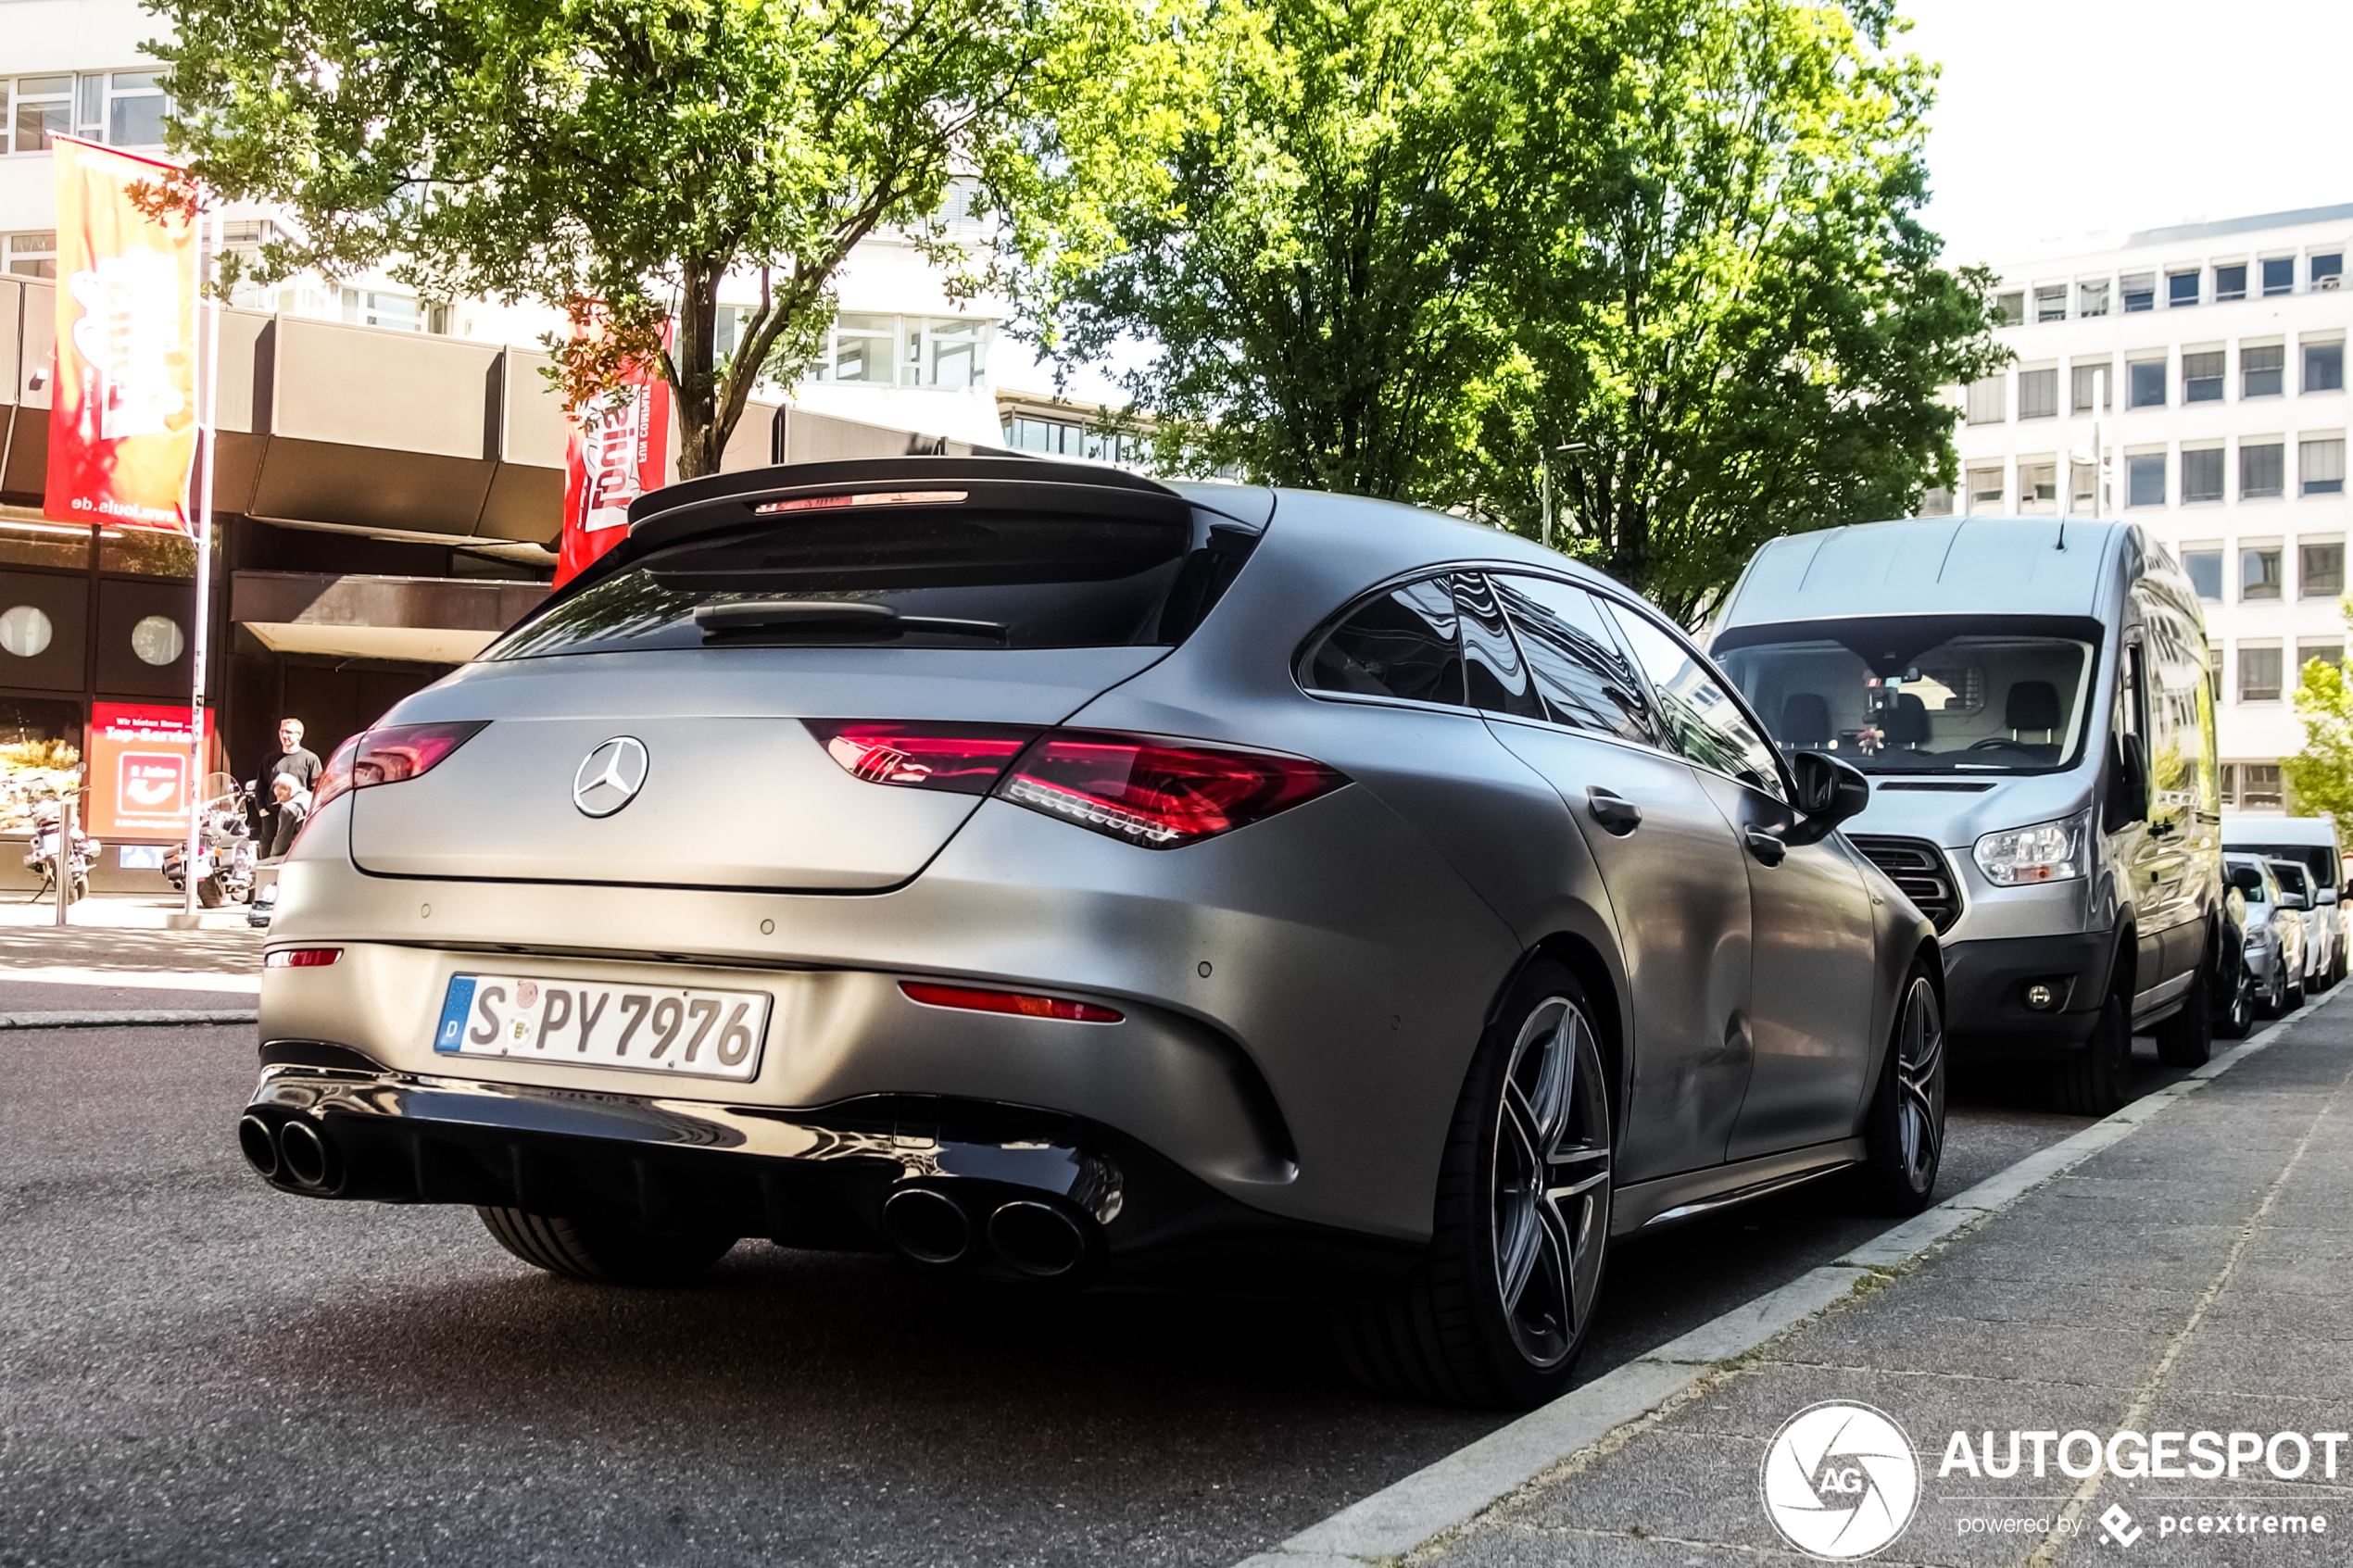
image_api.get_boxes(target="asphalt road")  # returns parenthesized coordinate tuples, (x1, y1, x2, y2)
(0, 1025, 2173, 1568)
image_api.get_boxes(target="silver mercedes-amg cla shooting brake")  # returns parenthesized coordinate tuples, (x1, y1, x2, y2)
(241, 457, 1945, 1408)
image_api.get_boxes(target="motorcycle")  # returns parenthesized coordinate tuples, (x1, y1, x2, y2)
(24, 814, 98, 905)
(163, 776, 258, 908)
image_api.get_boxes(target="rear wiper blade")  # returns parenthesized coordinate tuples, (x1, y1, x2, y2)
(691, 600, 1009, 643)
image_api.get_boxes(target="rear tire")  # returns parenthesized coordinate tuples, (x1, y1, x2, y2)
(1851, 962, 1945, 1215)
(2154, 965, 2213, 1067)
(2054, 990, 2132, 1116)
(1333, 960, 1612, 1408)
(478, 1207, 736, 1286)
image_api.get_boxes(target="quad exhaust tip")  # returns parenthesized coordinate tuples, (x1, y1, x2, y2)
(275, 1118, 333, 1190)
(236, 1113, 280, 1180)
(987, 1200, 1088, 1278)
(880, 1186, 974, 1265)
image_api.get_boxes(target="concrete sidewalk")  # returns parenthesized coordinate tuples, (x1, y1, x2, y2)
(0, 907, 259, 1014)
(1416, 1005, 2353, 1567)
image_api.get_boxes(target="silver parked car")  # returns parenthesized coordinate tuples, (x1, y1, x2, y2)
(2226, 854, 2304, 1018)
(241, 458, 1945, 1409)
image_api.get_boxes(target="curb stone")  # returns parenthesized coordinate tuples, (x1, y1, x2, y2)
(0, 1009, 257, 1030)
(1233, 985, 2345, 1567)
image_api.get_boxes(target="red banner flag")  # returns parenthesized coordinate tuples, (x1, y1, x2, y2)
(44, 135, 199, 533)
(556, 313, 673, 587)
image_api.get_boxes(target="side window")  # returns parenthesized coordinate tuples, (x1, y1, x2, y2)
(1490, 572, 1656, 745)
(1306, 577, 1465, 706)
(2135, 586, 2211, 826)
(1453, 573, 1543, 720)
(1604, 601, 1788, 801)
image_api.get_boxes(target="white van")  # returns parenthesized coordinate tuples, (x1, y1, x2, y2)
(2221, 814, 2345, 990)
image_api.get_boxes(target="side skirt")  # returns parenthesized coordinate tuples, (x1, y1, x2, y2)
(1609, 1138, 1866, 1237)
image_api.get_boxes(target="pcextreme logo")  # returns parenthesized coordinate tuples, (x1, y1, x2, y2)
(1759, 1401, 1921, 1560)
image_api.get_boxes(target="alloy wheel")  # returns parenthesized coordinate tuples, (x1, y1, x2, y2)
(1490, 997, 1611, 1370)
(1892, 975, 1946, 1192)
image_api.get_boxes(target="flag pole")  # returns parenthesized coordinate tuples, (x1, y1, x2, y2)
(170, 194, 221, 929)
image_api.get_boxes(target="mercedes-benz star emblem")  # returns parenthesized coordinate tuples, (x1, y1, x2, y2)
(573, 736, 649, 818)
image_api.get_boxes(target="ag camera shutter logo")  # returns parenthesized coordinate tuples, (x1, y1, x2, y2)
(1760, 1401, 1921, 1559)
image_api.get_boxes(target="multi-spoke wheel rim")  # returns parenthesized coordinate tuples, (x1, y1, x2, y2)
(1490, 997, 1611, 1369)
(1894, 975, 1945, 1191)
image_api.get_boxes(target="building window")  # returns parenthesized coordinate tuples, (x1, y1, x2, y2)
(2240, 646, 2284, 702)
(2183, 447, 2224, 504)
(2, 231, 55, 278)
(2070, 460, 2099, 512)
(2308, 341, 2346, 394)
(2079, 280, 2110, 318)
(824, 313, 897, 383)
(2303, 541, 2345, 598)
(1966, 466, 2005, 510)
(2182, 351, 2224, 403)
(2301, 641, 2345, 672)
(2183, 547, 2223, 601)
(2263, 258, 2296, 296)
(2244, 344, 2284, 398)
(9, 76, 70, 153)
(2243, 547, 2284, 601)
(1994, 291, 2024, 326)
(2242, 762, 2284, 808)
(2070, 363, 2111, 412)
(2018, 369, 2057, 420)
(2215, 264, 2247, 302)
(2033, 285, 2067, 323)
(2128, 453, 2167, 508)
(2020, 462, 2057, 514)
(2305, 437, 2347, 495)
(2121, 272, 2156, 313)
(2169, 271, 2201, 308)
(2209, 652, 2225, 708)
(2242, 443, 2284, 499)
(2221, 760, 2238, 801)
(2316, 254, 2345, 293)
(340, 288, 422, 332)
(104, 72, 165, 146)
(1917, 486, 1953, 518)
(2129, 359, 2168, 408)
(1965, 378, 2006, 424)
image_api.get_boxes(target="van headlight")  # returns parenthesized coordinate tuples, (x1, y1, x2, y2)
(1973, 811, 2089, 886)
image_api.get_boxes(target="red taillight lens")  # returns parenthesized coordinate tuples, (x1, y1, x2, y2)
(804, 721, 1038, 795)
(900, 981, 1123, 1023)
(997, 733, 1347, 848)
(264, 947, 342, 969)
(312, 721, 488, 813)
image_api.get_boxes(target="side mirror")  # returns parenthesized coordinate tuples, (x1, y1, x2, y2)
(2282, 893, 2309, 911)
(2108, 733, 2150, 827)
(2320, 887, 2340, 907)
(1787, 751, 1870, 843)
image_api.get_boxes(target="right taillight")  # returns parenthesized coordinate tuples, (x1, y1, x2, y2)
(809, 721, 1348, 848)
(311, 721, 489, 813)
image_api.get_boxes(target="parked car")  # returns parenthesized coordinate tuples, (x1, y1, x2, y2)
(1712, 517, 2229, 1114)
(2269, 859, 2333, 992)
(2215, 878, 2257, 1039)
(2222, 814, 2346, 991)
(240, 457, 1946, 1410)
(2227, 854, 2304, 1017)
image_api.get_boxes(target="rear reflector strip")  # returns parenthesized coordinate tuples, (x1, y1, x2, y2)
(756, 490, 968, 514)
(264, 947, 342, 969)
(899, 981, 1123, 1023)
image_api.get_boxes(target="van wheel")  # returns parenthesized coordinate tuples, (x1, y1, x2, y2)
(2154, 966, 2212, 1067)
(478, 1207, 736, 1286)
(2054, 991, 2132, 1116)
(1333, 960, 1612, 1408)
(1851, 963, 1945, 1214)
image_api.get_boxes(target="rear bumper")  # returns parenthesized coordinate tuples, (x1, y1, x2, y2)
(1941, 930, 2116, 1059)
(240, 1053, 1415, 1291)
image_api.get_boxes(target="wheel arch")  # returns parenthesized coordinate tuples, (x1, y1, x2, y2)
(1499, 932, 1629, 1144)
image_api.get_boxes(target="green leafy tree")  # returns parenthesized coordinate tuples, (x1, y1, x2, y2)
(150, 0, 1203, 476)
(2284, 632, 2353, 822)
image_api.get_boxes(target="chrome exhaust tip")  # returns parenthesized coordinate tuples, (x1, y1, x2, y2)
(987, 1199, 1089, 1279)
(236, 1113, 280, 1180)
(880, 1186, 973, 1265)
(276, 1117, 334, 1190)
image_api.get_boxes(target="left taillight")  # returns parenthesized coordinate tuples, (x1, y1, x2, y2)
(808, 720, 1347, 849)
(311, 721, 489, 812)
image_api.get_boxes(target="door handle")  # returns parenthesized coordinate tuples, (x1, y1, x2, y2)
(1744, 827, 1787, 867)
(1586, 787, 1642, 835)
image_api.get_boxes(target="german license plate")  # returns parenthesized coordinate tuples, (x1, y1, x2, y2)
(433, 974, 770, 1082)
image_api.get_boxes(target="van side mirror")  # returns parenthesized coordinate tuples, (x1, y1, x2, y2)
(2281, 892, 2309, 911)
(1787, 751, 1870, 843)
(2320, 887, 2340, 907)
(2108, 733, 2150, 826)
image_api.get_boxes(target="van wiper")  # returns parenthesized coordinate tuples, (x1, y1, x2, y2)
(691, 600, 1008, 643)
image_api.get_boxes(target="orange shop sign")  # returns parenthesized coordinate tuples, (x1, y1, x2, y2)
(88, 700, 212, 839)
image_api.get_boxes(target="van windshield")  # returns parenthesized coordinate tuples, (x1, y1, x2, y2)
(2226, 841, 2341, 891)
(1711, 615, 2102, 775)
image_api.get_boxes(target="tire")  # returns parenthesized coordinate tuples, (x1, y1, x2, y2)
(2154, 963, 2213, 1068)
(1851, 962, 1946, 1215)
(2054, 988, 2133, 1117)
(2286, 968, 2307, 1012)
(2215, 952, 2255, 1040)
(2258, 960, 2287, 1020)
(1333, 960, 1612, 1408)
(477, 1207, 736, 1286)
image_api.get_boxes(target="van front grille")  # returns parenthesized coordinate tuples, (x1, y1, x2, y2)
(1848, 834, 1962, 934)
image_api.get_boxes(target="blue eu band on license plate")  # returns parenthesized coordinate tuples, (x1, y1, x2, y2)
(432, 972, 769, 1082)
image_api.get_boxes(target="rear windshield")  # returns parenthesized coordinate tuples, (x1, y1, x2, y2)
(487, 505, 1257, 659)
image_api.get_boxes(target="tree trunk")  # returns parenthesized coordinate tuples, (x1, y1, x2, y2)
(673, 261, 726, 481)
